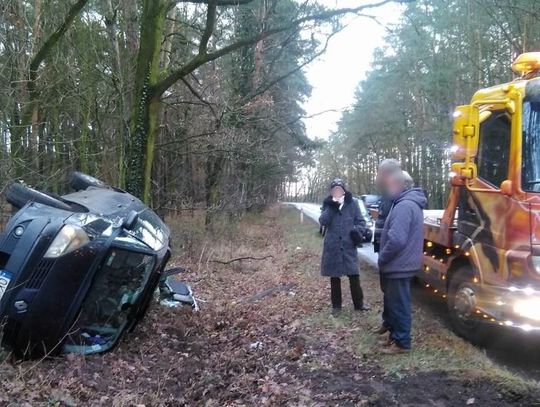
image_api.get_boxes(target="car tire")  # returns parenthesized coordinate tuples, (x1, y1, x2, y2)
(447, 266, 492, 345)
(70, 172, 109, 191)
(6, 183, 73, 211)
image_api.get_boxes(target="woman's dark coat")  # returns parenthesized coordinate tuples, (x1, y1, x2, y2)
(319, 192, 366, 277)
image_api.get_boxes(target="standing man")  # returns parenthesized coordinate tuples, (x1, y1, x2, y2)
(320, 178, 370, 314)
(373, 159, 402, 336)
(373, 159, 402, 252)
(377, 171, 427, 354)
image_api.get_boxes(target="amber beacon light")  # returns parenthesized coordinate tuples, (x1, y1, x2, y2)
(512, 52, 540, 76)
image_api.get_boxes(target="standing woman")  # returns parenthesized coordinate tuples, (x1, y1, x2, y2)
(319, 178, 370, 313)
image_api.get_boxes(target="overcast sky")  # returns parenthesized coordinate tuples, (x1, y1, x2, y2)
(302, 1, 404, 140)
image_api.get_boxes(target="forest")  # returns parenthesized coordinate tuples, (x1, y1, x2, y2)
(300, 0, 540, 208)
(1, 0, 385, 224)
(5, 1, 540, 404)
(3, 1, 540, 215)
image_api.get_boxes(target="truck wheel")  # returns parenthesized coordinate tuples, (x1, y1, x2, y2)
(6, 183, 73, 211)
(447, 266, 492, 345)
(70, 172, 109, 191)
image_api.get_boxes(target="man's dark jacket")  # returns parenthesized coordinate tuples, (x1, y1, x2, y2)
(373, 195, 393, 253)
(378, 188, 427, 278)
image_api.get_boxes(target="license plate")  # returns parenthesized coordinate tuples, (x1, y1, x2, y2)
(0, 270, 13, 301)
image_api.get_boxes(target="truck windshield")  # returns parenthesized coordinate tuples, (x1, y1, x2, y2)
(522, 100, 540, 192)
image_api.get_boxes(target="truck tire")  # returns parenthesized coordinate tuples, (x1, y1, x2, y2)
(447, 266, 492, 345)
(69, 172, 109, 191)
(6, 183, 73, 211)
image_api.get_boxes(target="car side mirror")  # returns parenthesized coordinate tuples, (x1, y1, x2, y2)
(500, 180, 514, 196)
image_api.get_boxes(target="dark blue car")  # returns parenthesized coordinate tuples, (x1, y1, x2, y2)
(0, 172, 195, 359)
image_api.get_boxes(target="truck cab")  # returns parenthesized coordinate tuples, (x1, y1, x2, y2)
(422, 52, 540, 342)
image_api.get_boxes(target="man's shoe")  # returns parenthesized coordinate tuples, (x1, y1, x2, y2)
(374, 325, 389, 335)
(355, 304, 371, 311)
(380, 342, 410, 355)
(377, 336, 393, 347)
(331, 307, 342, 317)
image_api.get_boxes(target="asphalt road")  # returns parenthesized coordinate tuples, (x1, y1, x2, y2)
(286, 202, 378, 268)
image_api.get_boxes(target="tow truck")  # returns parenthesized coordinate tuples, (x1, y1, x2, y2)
(422, 52, 540, 343)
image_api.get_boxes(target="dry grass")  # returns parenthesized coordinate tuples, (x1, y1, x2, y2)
(285, 205, 539, 400)
(0, 205, 537, 406)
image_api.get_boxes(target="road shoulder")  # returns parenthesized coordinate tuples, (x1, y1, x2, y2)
(0, 205, 537, 405)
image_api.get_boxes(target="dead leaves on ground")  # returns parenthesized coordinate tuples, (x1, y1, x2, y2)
(0, 206, 537, 406)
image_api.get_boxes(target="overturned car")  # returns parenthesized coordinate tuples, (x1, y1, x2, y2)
(0, 172, 196, 359)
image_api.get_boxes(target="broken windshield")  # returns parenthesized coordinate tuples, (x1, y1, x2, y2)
(63, 248, 155, 354)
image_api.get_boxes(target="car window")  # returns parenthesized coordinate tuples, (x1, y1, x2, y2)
(522, 100, 540, 192)
(357, 200, 369, 218)
(477, 110, 511, 187)
(359, 203, 365, 217)
(64, 249, 155, 354)
(362, 195, 380, 206)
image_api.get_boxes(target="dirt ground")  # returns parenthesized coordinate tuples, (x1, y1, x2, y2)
(1, 205, 540, 406)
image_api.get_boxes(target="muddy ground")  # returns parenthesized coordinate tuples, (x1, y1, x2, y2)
(1, 205, 539, 406)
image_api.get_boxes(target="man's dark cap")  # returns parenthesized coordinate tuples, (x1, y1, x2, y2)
(330, 178, 347, 191)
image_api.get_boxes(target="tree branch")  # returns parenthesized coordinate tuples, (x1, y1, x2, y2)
(29, 0, 89, 91)
(166, 0, 254, 9)
(180, 77, 218, 118)
(211, 255, 274, 264)
(198, 0, 217, 55)
(240, 26, 339, 106)
(177, 0, 254, 5)
(151, 0, 393, 98)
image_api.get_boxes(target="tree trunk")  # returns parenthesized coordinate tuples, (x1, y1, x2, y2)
(104, 0, 128, 186)
(125, 0, 167, 203)
(79, 104, 91, 173)
(205, 152, 226, 226)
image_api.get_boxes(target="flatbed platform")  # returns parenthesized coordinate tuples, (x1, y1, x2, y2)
(424, 209, 446, 225)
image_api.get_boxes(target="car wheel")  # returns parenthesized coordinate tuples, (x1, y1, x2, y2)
(447, 266, 492, 345)
(6, 183, 73, 211)
(70, 172, 109, 191)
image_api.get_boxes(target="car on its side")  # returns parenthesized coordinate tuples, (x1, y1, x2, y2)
(0, 172, 195, 359)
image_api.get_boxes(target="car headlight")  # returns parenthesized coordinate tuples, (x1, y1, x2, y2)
(513, 297, 540, 321)
(44, 225, 90, 258)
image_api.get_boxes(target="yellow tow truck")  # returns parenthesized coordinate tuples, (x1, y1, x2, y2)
(422, 52, 540, 343)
